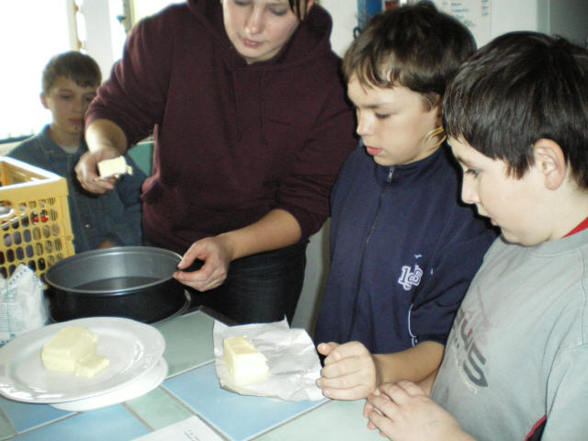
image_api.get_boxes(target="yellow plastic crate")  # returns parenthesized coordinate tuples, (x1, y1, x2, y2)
(0, 157, 75, 279)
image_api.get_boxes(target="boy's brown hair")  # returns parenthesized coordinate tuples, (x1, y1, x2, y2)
(342, 1, 475, 110)
(42, 51, 101, 96)
(443, 32, 588, 187)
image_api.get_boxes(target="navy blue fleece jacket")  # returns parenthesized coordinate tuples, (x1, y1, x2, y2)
(315, 144, 497, 353)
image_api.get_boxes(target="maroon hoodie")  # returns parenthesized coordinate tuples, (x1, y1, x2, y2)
(86, 0, 356, 254)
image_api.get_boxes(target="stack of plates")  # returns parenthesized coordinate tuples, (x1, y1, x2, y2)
(0, 317, 167, 411)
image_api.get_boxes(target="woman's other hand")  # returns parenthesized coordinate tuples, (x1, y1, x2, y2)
(173, 234, 235, 291)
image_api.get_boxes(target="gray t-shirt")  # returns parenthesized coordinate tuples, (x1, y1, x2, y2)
(432, 231, 588, 441)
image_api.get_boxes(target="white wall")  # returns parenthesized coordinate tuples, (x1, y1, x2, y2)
(80, 0, 124, 81)
(320, 0, 357, 56)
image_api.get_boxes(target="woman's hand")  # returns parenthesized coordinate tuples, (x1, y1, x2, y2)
(78, 118, 129, 194)
(364, 381, 473, 441)
(75, 148, 120, 194)
(173, 234, 235, 291)
(316, 341, 378, 400)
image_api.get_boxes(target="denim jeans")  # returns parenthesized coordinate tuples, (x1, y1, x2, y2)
(145, 236, 308, 324)
(190, 242, 307, 324)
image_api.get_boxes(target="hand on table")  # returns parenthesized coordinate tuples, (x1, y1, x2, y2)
(173, 235, 234, 291)
(316, 341, 378, 400)
(75, 148, 120, 194)
(364, 380, 471, 441)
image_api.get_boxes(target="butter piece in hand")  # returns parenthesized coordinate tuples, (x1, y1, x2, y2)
(97, 156, 133, 178)
(224, 336, 269, 385)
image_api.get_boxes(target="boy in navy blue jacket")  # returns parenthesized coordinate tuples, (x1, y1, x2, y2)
(315, 2, 496, 401)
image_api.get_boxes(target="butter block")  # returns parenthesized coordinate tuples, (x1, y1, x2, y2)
(97, 156, 133, 178)
(42, 327, 98, 373)
(224, 336, 269, 385)
(75, 353, 110, 378)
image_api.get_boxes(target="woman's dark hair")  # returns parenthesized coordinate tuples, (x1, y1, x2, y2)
(443, 32, 588, 187)
(42, 51, 101, 95)
(289, 0, 313, 21)
(342, 1, 476, 109)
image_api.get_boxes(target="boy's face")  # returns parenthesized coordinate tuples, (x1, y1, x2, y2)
(347, 76, 440, 167)
(41, 76, 97, 142)
(449, 136, 547, 246)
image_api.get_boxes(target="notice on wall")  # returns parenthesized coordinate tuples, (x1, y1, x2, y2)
(433, 0, 492, 46)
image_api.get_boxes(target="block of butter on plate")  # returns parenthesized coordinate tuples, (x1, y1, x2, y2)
(224, 336, 269, 385)
(97, 156, 133, 178)
(42, 326, 110, 378)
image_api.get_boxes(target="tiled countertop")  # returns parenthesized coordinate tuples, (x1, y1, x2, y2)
(0, 310, 382, 440)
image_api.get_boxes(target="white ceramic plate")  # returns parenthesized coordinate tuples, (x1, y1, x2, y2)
(51, 357, 168, 411)
(0, 317, 165, 403)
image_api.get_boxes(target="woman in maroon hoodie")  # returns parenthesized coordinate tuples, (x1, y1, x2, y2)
(75, 0, 356, 324)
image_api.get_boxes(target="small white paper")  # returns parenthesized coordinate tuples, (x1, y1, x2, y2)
(214, 319, 323, 401)
(133, 416, 224, 441)
(0, 264, 48, 345)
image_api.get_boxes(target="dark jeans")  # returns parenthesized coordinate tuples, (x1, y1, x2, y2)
(146, 237, 307, 324)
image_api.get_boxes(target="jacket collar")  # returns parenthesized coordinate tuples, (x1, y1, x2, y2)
(35, 125, 85, 160)
(372, 144, 448, 185)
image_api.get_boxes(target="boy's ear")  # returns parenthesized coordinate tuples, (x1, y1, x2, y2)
(40, 93, 49, 109)
(532, 138, 566, 191)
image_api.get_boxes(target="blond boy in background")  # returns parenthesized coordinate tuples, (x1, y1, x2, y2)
(9, 52, 145, 252)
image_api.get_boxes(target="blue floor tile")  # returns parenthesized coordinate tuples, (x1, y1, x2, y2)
(0, 396, 70, 433)
(13, 404, 149, 441)
(162, 363, 325, 441)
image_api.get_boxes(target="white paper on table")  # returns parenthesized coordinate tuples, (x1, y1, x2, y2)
(133, 416, 224, 441)
(0, 264, 48, 345)
(213, 318, 323, 401)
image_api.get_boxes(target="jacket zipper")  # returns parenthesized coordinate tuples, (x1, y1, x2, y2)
(346, 167, 395, 342)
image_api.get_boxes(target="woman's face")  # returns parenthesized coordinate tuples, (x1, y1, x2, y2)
(222, 0, 312, 64)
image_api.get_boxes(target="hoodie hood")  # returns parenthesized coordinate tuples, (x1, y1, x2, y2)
(185, 0, 335, 69)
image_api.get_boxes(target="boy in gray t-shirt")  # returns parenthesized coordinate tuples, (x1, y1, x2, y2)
(362, 32, 588, 441)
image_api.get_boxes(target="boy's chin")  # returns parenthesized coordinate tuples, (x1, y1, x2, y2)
(500, 230, 541, 247)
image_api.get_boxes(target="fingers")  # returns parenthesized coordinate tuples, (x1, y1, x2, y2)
(316, 342, 338, 357)
(363, 389, 387, 430)
(365, 382, 460, 441)
(177, 244, 202, 270)
(379, 380, 425, 402)
(323, 341, 369, 364)
(173, 260, 227, 291)
(364, 381, 426, 425)
(316, 342, 376, 400)
(173, 238, 230, 291)
(394, 380, 426, 397)
(75, 151, 116, 194)
(79, 176, 116, 194)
